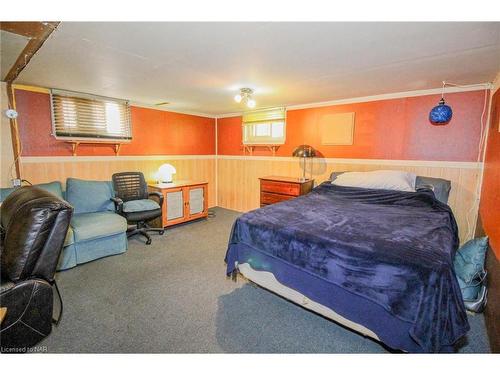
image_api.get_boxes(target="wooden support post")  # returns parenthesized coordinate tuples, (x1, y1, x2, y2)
(1, 22, 60, 180)
(6, 83, 21, 179)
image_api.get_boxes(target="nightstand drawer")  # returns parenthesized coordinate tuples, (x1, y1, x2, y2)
(261, 180, 300, 196)
(259, 176, 314, 207)
(260, 192, 296, 205)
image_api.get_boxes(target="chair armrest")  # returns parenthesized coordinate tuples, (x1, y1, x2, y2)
(148, 191, 164, 207)
(110, 197, 124, 213)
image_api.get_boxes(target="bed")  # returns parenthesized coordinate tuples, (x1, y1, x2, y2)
(224, 175, 469, 353)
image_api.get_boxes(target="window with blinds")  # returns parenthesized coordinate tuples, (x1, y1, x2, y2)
(51, 89, 132, 141)
(242, 107, 286, 145)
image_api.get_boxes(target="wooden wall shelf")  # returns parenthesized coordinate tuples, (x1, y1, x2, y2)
(66, 141, 122, 156)
(243, 144, 280, 156)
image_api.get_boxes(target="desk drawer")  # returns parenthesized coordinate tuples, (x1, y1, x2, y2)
(260, 192, 296, 205)
(261, 180, 300, 196)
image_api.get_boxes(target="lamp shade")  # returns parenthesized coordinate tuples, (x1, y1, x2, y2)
(156, 163, 176, 183)
(292, 145, 316, 158)
(429, 98, 453, 125)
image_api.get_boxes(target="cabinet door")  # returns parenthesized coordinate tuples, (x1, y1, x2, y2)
(186, 184, 208, 219)
(165, 188, 185, 226)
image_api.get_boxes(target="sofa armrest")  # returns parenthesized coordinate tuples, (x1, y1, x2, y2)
(148, 191, 164, 207)
(110, 197, 124, 214)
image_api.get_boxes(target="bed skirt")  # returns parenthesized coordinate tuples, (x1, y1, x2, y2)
(228, 243, 456, 353)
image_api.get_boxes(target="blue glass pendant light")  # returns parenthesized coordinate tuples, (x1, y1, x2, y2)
(429, 81, 453, 125)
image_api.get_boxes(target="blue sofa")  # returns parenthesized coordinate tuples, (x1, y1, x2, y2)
(0, 178, 128, 270)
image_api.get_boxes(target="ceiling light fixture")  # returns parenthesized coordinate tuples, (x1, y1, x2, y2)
(234, 88, 256, 108)
(429, 81, 453, 125)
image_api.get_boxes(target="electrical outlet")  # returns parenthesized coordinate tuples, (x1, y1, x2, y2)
(11, 178, 21, 187)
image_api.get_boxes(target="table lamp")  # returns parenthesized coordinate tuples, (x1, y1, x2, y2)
(156, 163, 176, 183)
(292, 145, 316, 182)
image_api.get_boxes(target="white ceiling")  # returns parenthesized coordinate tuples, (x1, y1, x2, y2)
(0, 30, 29, 79)
(14, 22, 500, 116)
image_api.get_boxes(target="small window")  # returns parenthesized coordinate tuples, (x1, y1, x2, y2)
(242, 107, 286, 145)
(51, 89, 132, 141)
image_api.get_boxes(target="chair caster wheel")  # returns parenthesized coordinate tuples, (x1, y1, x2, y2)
(159, 230, 165, 235)
(146, 239, 152, 245)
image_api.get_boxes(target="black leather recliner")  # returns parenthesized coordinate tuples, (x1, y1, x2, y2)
(0, 186, 73, 352)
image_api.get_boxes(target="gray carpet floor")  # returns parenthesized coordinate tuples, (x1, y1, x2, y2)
(44, 207, 490, 353)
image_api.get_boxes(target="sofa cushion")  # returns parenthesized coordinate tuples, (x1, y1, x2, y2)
(36, 181, 64, 199)
(66, 178, 115, 214)
(123, 199, 160, 213)
(0, 187, 17, 202)
(71, 212, 127, 242)
(0, 182, 63, 203)
(64, 226, 75, 247)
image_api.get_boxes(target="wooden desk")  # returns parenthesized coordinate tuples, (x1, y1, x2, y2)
(259, 176, 314, 207)
(148, 181, 208, 228)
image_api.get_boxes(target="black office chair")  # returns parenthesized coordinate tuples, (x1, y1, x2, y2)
(111, 172, 164, 245)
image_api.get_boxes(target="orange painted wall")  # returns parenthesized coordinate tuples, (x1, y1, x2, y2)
(218, 90, 487, 162)
(480, 88, 500, 258)
(14, 89, 215, 156)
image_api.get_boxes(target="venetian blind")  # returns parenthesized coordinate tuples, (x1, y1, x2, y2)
(51, 89, 132, 140)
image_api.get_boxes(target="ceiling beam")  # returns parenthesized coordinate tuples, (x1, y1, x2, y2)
(2, 21, 60, 83)
(0, 22, 55, 38)
(1, 22, 59, 180)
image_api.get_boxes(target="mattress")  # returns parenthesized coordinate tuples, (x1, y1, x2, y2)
(225, 182, 469, 352)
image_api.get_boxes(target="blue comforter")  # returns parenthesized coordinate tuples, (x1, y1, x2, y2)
(225, 182, 469, 352)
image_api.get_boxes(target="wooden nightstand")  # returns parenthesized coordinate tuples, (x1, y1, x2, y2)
(259, 176, 314, 207)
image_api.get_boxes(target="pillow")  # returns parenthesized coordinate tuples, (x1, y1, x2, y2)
(331, 170, 416, 192)
(330, 172, 451, 203)
(415, 176, 451, 204)
(0, 187, 17, 202)
(330, 171, 344, 181)
(456, 273, 486, 301)
(0, 181, 64, 202)
(454, 236, 489, 284)
(35, 181, 64, 199)
(65, 178, 115, 214)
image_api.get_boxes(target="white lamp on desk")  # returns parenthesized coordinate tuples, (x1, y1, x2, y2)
(155, 163, 176, 183)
